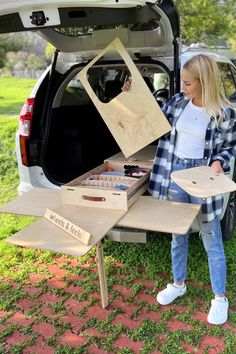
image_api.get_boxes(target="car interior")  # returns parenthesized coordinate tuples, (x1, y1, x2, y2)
(39, 64, 170, 185)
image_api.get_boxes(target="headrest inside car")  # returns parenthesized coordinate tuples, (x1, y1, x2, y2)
(104, 80, 123, 101)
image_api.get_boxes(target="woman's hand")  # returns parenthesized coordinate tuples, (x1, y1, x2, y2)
(122, 77, 132, 92)
(211, 160, 224, 175)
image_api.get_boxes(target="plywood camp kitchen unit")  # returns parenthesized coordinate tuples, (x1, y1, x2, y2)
(0, 38, 209, 308)
(0, 153, 202, 308)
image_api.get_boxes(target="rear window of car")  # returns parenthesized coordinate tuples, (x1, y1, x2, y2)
(218, 62, 236, 101)
(54, 21, 159, 37)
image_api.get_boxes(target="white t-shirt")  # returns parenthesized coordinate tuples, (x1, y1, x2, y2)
(174, 100, 210, 159)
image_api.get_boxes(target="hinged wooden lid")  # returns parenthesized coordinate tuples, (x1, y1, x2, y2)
(78, 38, 171, 158)
(171, 166, 236, 198)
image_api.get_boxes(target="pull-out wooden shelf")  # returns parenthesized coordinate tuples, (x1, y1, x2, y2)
(117, 196, 201, 235)
(7, 204, 126, 256)
(61, 161, 150, 210)
(0, 188, 61, 217)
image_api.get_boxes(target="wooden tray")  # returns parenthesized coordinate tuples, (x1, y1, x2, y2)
(61, 161, 150, 210)
(171, 166, 236, 198)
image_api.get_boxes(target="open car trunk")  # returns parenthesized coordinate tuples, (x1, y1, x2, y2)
(43, 101, 120, 184)
(0, 0, 180, 187)
(36, 55, 172, 186)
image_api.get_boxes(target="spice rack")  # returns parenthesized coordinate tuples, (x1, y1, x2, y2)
(61, 161, 151, 210)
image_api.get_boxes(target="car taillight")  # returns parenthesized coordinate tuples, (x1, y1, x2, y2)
(19, 98, 34, 166)
(19, 98, 34, 136)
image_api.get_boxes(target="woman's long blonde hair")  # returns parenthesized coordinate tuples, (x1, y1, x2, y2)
(183, 54, 231, 124)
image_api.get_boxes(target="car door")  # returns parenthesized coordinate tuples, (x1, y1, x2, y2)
(218, 61, 236, 109)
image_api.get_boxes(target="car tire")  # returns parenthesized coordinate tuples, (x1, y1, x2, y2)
(221, 183, 236, 241)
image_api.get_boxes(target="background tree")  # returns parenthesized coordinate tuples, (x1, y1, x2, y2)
(45, 43, 56, 62)
(0, 35, 26, 68)
(174, 0, 236, 46)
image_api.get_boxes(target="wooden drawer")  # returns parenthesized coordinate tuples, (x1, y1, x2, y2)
(61, 161, 150, 210)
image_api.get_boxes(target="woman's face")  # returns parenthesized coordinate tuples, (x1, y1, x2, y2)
(181, 69, 202, 104)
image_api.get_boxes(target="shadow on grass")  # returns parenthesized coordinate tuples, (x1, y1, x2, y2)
(0, 103, 23, 115)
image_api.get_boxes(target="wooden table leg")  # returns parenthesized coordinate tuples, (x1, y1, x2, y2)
(96, 241, 108, 308)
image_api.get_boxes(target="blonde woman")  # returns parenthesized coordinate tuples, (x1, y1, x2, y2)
(149, 54, 236, 325)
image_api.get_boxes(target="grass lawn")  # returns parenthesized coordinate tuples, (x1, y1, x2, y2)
(0, 76, 235, 353)
(0, 77, 36, 115)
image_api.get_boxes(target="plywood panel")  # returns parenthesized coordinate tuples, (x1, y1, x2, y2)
(7, 205, 126, 256)
(117, 196, 201, 235)
(44, 208, 92, 245)
(105, 145, 156, 168)
(171, 166, 236, 198)
(78, 38, 171, 158)
(0, 188, 61, 217)
(61, 161, 150, 210)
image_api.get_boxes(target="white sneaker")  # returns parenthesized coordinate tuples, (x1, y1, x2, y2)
(156, 283, 187, 305)
(207, 297, 229, 325)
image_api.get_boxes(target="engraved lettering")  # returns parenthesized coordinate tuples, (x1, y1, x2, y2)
(44, 208, 91, 245)
(49, 213, 65, 227)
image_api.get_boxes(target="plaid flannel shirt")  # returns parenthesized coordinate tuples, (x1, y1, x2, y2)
(149, 92, 236, 222)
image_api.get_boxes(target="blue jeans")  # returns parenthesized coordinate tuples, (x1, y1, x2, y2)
(168, 156, 226, 296)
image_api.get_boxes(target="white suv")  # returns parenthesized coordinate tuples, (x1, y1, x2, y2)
(0, 0, 236, 239)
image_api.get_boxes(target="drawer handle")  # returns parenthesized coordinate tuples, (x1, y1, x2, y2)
(82, 195, 106, 202)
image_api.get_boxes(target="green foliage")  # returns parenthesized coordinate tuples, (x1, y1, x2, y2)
(45, 43, 56, 62)
(49, 301, 66, 314)
(26, 53, 46, 70)
(129, 319, 161, 341)
(5, 51, 47, 72)
(0, 34, 47, 74)
(0, 117, 18, 185)
(119, 349, 134, 354)
(0, 35, 27, 68)
(174, 0, 236, 45)
(53, 345, 74, 354)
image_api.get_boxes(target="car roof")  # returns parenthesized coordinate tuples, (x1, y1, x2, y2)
(181, 47, 235, 67)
